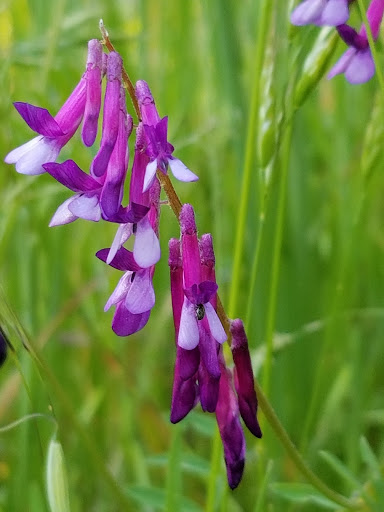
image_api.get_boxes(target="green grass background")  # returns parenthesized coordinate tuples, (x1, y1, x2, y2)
(1, 0, 384, 510)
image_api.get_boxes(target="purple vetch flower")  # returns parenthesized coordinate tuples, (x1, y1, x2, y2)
(82, 39, 104, 147)
(4, 39, 104, 175)
(291, 0, 351, 26)
(135, 80, 198, 193)
(230, 319, 262, 438)
(169, 238, 199, 423)
(215, 358, 246, 490)
(328, 0, 384, 83)
(91, 52, 123, 178)
(107, 123, 161, 267)
(96, 247, 155, 336)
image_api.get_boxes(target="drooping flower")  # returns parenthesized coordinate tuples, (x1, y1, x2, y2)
(96, 247, 155, 336)
(107, 123, 161, 268)
(135, 80, 199, 192)
(291, 0, 352, 27)
(4, 39, 103, 175)
(328, 0, 384, 83)
(230, 319, 262, 438)
(91, 51, 123, 178)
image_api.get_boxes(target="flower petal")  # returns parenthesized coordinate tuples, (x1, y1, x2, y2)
(205, 302, 227, 344)
(43, 160, 100, 192)
(13, 102, 64, 137)
(321, 0, 350, 26)
(104, 271, 132, 311)
(143, 159, 158, 192)
(168, 158, 199, 183)
(107, 223, 133, 264)
(125, 269, 155, 314)
(96, 247, 141, 272)
(5, 136, 61, 175)
(178, 300, 199, 350)
(345, 48, 375, 84)
(328, 47, 356, 79)
(49, 197, 78, 226)
(290, 0, 325, 26)
(68, 193, 101, 221)
(112, 302, 150, 336)
(133, 216, 161, 268)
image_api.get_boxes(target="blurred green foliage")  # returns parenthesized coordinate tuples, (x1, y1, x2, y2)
(1, 0, 384, 511)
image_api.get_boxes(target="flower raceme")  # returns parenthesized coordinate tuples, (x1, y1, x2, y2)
(4, 37, 262, 489)
(168, 204, 262, 489)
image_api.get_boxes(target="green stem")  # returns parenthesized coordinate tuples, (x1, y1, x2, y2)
(205, 429, 223, 512)
(228, 0, 273, 318)
(256, 381, 362, 510)
(262, 122, 292, 396)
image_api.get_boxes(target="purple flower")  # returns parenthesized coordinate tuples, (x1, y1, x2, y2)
(291, 0, 351, 26)
(328, 0, 384, 83)
(215, 360, 246, 490)
(91, 52, 123, 178)
(106, 123, 161, 268)
(82, 39, 104, 147)
(96, 247, 155, 336)
(135, 80, 198, 192)
(4, 39, 104, 175)
(230, 319, 262, 438)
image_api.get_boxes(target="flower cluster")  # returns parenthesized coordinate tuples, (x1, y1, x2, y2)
(291, 0, 384, 84)
(4, 36, 261, 488)
(169, 204, 261, 489)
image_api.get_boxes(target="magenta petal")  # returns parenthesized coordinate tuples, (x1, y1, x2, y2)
(112, 302, 150, 336)
(199, 323, 221, 379)
(43, 160, 100, 192)
(13, 102, 64, 137)
(96, 247, 141, 272)
(155, 116, 169, 147)
(177, 346, 200, 380)
(170, 373, 198, 423)
(199, 361, 220, 413)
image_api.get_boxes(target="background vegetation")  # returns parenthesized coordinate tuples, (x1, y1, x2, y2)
(1, 0, 384, 510)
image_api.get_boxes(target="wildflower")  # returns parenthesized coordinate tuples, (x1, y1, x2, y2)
(230, 319, 262, 438)
(135, 80, 199, 192)
(291, 0, 351, 27)
(215, 357, 246, 490)
(96, 247, 155, 336)
(4, 39, 103, 175)
(91, 51, 123, 177)
(328, 0, 384, 83)
(106, 123, 161, 268)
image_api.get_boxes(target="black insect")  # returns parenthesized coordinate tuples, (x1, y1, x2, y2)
(195, 304, 205, 321)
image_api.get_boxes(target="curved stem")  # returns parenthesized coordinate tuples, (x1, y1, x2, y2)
(255, 380, 362, 510)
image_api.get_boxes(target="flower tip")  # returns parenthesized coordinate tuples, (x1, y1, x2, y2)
(179, 203, 197, 235)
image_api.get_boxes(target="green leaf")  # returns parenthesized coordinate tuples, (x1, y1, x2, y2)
(270, 483, 342, 510)
(360, 437, 381, 478)
(319, 451, 361, 488)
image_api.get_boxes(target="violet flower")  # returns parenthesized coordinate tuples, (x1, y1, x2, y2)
(135, 80, 199, 192)
(91, 52, 123, 178)
(215, 359, 246, 490)
(291, 0, 351, 26)
(96, 247, 155, 336)
(328, 0, 384, 83)
(107, 123, 161, 268)
(230, 319, 262, 438)
(4, 39, 103, 175)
